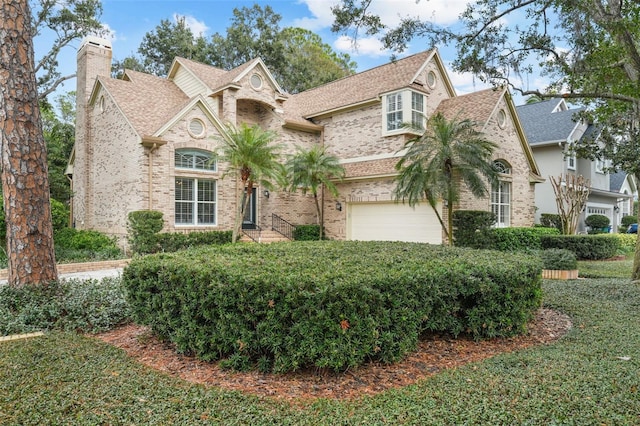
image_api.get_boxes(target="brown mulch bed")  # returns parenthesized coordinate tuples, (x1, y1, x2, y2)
(94, 308, 571, 403)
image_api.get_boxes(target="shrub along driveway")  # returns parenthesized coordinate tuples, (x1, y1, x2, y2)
(0, 275, 638, 424)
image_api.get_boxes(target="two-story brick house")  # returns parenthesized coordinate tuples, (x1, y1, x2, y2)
(517, 98, 633, 233)
(69, 36, 543, 246)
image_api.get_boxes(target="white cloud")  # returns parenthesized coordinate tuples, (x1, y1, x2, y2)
(293, 0, 341, 30)
(334, 35, 389, 57)
(173, 13, 209, 37)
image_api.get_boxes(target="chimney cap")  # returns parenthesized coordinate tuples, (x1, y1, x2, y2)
(79, 36, 112, 51)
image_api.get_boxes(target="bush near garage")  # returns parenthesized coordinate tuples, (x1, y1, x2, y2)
(585, 214, 610, 234)
(123, 241, 543, 373)
(452, 210, 495, 247)
(619, 215, 636, 233)
(540, 234, 620, 260)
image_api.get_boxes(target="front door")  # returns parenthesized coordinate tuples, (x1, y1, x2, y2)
(242, 188, 257, 229)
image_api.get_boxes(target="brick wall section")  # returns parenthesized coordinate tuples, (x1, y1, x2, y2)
(0, 259, 131, 281)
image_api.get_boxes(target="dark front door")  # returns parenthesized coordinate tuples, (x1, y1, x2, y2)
(242, 188, 257, 229)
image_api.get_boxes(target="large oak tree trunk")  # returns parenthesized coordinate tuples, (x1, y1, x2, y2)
(0, 0, 58, 286)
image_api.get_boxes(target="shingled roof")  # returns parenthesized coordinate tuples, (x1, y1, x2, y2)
(283, 50, 437, 121)
(517, 99, 585, 145)
(97, 70, 189, 137)
(433, 87, 505, 126)
(170, 57, 228, 90)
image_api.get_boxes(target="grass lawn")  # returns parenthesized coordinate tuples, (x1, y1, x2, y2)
(1, 266, 639, 424)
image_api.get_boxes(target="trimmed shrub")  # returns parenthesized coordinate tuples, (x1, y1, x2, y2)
(123, 241, 542, 373)
(489, 227, 560, 252)
(619, 215, 637, 233)
(540, 234, 620, 260)
(154, 230, 232, 252)
(541, 248, 577, 270)
(585, 214, 610, 234)
(54, 228, 122, 262)
(127, 210, 164, 254)
(293, 224, 323, 241)
(540, 213, 562, 232)
(613, 233, 636, 253)
(0, 277, 130, 335)
(453, 210, 496, 248)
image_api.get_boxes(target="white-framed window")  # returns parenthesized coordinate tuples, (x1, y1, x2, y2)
(411, 91, 425, 129)
(175, 178, 216, 225)
(595, 158, 606, 173)
(384, 90, 425, 133)
(386, 92, 403, 131)
(175, 149, 216, 171)
(491, 160, 511, 227)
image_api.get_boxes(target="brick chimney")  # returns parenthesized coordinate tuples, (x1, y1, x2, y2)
(73, 37, 112, 229)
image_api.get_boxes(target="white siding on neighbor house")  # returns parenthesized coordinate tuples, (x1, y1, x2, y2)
(347, 202, 443, 244)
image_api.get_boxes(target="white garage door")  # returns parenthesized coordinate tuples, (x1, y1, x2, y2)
(347, 202, 443, 244)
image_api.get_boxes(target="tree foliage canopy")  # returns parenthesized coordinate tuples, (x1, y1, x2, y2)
(119, 4, 356, 93)
(31, 0, 105, 99)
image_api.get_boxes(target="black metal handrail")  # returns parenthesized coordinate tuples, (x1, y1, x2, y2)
(242, 223, 262, 242)
(272, 213, 295, 240)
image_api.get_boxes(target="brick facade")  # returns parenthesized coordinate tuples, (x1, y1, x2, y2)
(72, 39, 541, 246)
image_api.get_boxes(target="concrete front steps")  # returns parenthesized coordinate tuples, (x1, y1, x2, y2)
(240, 229, 291, 243)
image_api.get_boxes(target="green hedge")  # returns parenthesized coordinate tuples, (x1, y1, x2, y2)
(154, 230, 233, 252)
(293, 224, 323, 241)
(489, 227, 560, 251)
(53, 228, 123, 262)
(540, 234, 620, 260)
(541, 248, 577, 270)
(123, 241, 542, 373)
(452, 210, 495, 247)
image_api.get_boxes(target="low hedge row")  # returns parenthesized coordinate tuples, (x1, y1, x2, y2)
(487, 227, 560, 251)
(540, 234, 620, 260)
(123, 241, 542, 373)
(152, 231, 233, 252)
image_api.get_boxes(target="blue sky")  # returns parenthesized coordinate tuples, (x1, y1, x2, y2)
(34, 0, 535, 102)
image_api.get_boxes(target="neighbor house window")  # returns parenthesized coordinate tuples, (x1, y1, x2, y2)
(491, 160, 511, 227)
(175, 149, 216, 171)
(385, 90, 426, 133)
(595, 158, 606, 173)
(175, 178, 216, 225)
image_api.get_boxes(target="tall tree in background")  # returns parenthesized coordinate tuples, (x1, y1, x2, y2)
(41, 93, 75, 203)
(136, 16, 211, 77)
(31, 0, 104, 99)
(332, 0, 640, 277)
(285, 145, 345, 240)
(394, 114, 498, 246)
(279, 28, 356, 94)
(0, 0, 58, 286)
(124, 5, 355, 93)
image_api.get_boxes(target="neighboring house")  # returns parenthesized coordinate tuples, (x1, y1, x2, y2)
(517, 98, 633, 233)
(69, 36, 543, 246)
(610, 171, 638, 225)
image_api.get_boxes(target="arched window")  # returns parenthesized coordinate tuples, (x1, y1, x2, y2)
(175, 149, 216, 171)
(491, 160, 511, 227)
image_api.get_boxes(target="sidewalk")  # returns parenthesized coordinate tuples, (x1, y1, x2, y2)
(0, 259, 130, 284)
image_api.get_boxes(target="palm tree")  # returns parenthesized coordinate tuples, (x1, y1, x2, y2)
(394, 113, 498, 245)
(285, 145, 345, 239)
(218, 123, 283, 243)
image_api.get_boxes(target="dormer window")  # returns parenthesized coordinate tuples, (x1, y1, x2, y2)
(386, 92, 403, 131)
